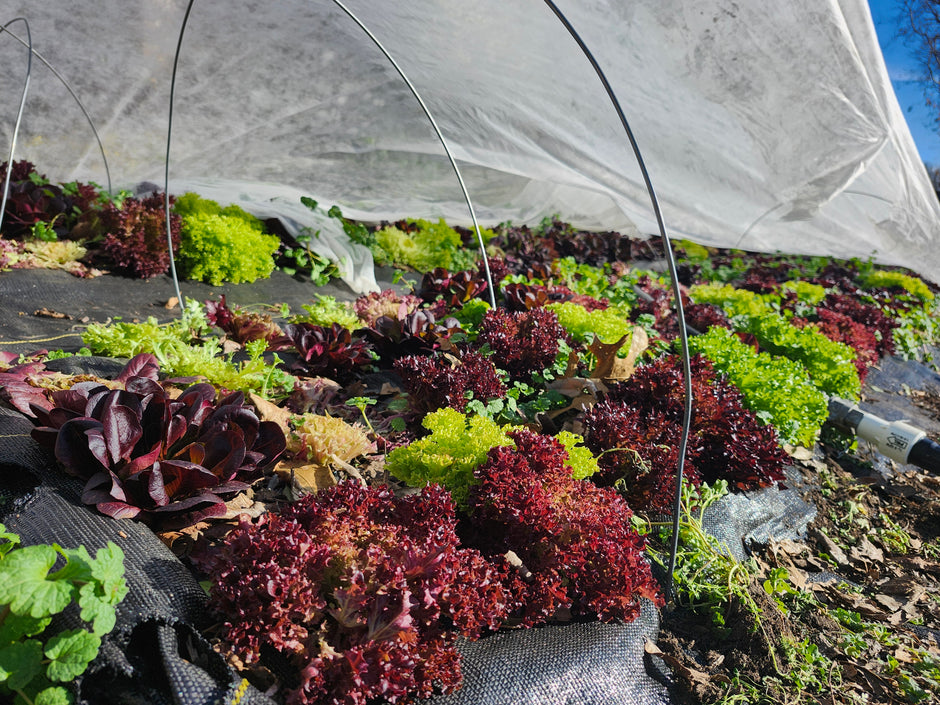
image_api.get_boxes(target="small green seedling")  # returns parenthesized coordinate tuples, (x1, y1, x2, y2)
(0, 524, 128, 705)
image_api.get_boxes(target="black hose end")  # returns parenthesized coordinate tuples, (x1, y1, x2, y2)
(907, 437, 940, 475)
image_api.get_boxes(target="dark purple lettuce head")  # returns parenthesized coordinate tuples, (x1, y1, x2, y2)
(28, 353, 286, 529)
(281, 322, 373, 382)
(362, 310, 463, 363)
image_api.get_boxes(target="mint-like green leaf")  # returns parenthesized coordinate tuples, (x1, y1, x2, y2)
(77, 583, 116, 636)
(50, 546, 94, 586)
(34, 685, 74, 705)
(0, 545, 73, 618)
(43, 629, 100, 682)
(89, 543, 127, 603)
(0, 524, 20, 559)
(0, 613, 52, 645)
(0, 638, 43, 689)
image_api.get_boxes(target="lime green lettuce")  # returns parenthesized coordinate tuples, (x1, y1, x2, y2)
(292, 294, 360, 330)
(372, 219, 489, 273)
(82, 301, 294, 398)
(546, 301, 633, 346)
(385, 409, 600, 505)
(780, 280, 826, 305)
(690, 282, 772, 317)
(863, 270, 934, 302)
(555, 431, 601, 480)
(689, 283, 860, 400)
(687, 326, 828, 448)
(174, 192, 280, 285)
(385, 408, 517, 507)
(551, 258, 615, 301)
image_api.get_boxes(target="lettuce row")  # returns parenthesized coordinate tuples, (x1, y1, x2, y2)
(687, 326, 828, 448)
(690, 283, 860, 400)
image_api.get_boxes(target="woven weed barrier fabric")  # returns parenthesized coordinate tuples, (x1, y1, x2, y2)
(422, 602, 671, 705)
(0, 267, 364, 354)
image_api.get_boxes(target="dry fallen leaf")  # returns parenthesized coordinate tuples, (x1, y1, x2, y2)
(849, 536, 885, 564)
(249, 392, 294, 434)
(33, 307, 71, 319)
(644, 641, 718, 687)
(274, 455, 336, 495)
(589, 326, 648, 381)
(165, 296, 179, 309)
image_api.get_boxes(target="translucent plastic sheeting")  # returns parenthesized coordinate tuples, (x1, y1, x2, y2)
(2, 0, 939, 281)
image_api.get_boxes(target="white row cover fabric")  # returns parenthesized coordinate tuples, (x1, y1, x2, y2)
(2, 0, 938, 284)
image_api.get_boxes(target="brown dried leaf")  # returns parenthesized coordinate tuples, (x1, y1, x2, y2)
(274, 456, 336, 495)
(812, 529, 849, 565)
(249, 392, 294, 435)
(849, 537, 884, 564)
(33, 307, 71, 319)
(645, 641, 716, 687)
(872, 593, 903, 612)
(589, 326, 648, 381)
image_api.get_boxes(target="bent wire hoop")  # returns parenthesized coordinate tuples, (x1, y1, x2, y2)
(164, 0, 691, 601)
(0, 17, 114, 237)
(540, 0, 694, 604)
(0, 18, 32, 236)
(164, 0, 498, 309)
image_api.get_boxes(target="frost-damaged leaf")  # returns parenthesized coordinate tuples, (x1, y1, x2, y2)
(0, 372, 53, 417)
(248, 391, 293, 434)
(274, 455, 337, 495)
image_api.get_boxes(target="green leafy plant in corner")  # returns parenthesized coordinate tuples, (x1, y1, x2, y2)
(0, 524, 128, 705)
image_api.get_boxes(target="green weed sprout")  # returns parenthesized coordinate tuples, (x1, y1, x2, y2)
(0, 524, 128, 705)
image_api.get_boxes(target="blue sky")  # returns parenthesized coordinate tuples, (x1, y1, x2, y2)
(868, 0, 940, 166)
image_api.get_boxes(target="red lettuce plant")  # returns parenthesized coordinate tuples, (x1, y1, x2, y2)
(501, 282, 551, 311)
(819, 292, 897, 357)
(97, 193, 182, 278)
(282, 322, 373, 382)
(199, 482, 519, 705)
(362, 310, 462, 363)
(418, 268, 489, 310)
(488, 224, 558, 274)
(26, 354, 286, 528)
(205, 295, 284, 345)
(580, 354, 786, 513)
(0, 160, 96, 240)
(393, 349, 506, 415)
(353, 289, 422, 327)
(501, 281, 606, 312)
(466, 430, 662, 625)
(792, 308, 879, 382)
(476, 307, 566, 382)
(541, 218, 664, 266)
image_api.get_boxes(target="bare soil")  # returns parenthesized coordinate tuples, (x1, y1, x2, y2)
(657, 389, 940, 704)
